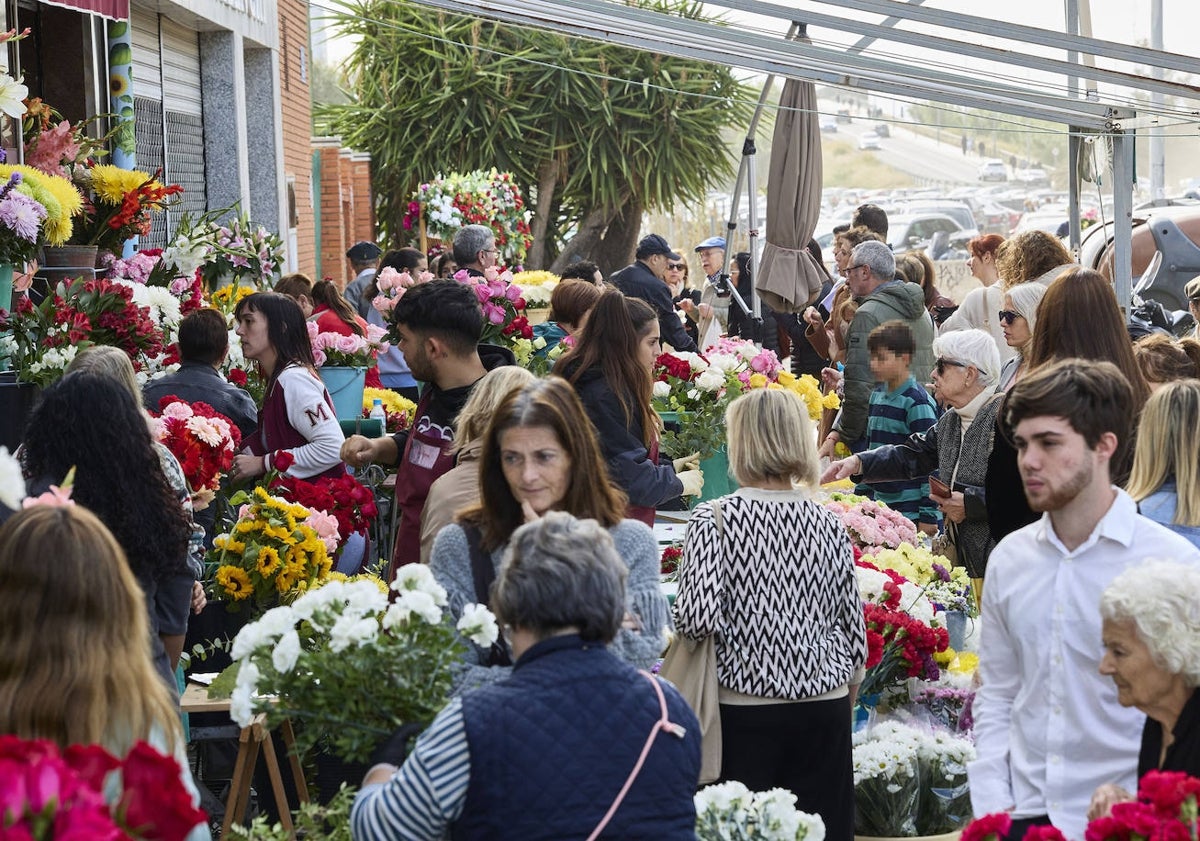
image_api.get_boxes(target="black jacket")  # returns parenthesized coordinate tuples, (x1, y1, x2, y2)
(565, 363, 683, 508)
(611, 261, 697, 353)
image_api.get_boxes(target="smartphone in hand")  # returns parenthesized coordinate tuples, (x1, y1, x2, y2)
(928, 474, 952, 498)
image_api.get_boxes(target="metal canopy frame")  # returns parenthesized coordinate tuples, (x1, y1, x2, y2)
(407, 0, 1200, 308)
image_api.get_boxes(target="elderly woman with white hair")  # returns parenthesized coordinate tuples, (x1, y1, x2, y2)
(1087, 560, 1200, 819)
(996, 281, 1048, 392)
(823, 329, 1003, 581)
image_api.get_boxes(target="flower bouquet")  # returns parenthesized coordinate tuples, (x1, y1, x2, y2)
(70, 164, 181, 252)
(910, 684, 976, 735)
(369, 266, 434, 320)
(191, 211, 284, 290)
(270, 472, 378, 559)
(661, 543, 683, 579)
(228, 570, 499, 763)
(307, 321, 390, 368)
(208, 282, 255, 317)
(149, 396, 241, 511)
(208, 486, 333, 610)
(859, 543, 976, 616)
(23, 96, 111, 182)
(916, 727, 975, 834)
(653, 349, 731, 461)
(820, 491, 920, 553)
(1085, 770, 1200, 841)
(852, 722, 922, 837)
(0, 276, 166, 386)
(105, 248, 206, 315)
(362, 387, 418, 434)
(856, 591, 950, 702)
(511, 270, 558, 309)
(694, 781, 826, 840)
(0, 735, 206, 840)
(0, 164, 82, 266)
(404, 169, 533, 264)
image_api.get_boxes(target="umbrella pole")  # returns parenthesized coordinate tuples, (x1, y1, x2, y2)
(718, 21, 800, 348)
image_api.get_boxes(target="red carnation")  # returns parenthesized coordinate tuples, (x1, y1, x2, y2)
(228, 368, 248, 387)
(119, 741, 207, 841)
(961, 813, 1013, 841)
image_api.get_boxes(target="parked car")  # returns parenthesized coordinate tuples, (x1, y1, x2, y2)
(858, 132, 882, 151)
(1014, 168, 1051, 187)
(978, 159, 1008, 182)
(836, 109, 852, 124)
(820, 116, 838, 134)
(886, 213, 965, 252)
(873, 123, 890, 138)
(887, 200, 979, 240)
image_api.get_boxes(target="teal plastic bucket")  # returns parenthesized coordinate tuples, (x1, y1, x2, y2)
(319, 366, 366, 420)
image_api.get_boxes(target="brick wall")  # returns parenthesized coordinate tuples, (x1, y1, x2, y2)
(276, 0, 318, 277)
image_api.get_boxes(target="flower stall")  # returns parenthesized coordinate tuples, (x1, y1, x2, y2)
(404, 169, 533, 265)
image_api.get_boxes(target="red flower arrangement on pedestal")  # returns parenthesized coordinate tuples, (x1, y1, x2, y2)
(857, 565, 950, 699)
(0, 735, 206, 840)
(148, 396, 241, 511)
(270, 472, 378, 557)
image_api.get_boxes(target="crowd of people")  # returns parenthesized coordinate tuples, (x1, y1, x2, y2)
(4, 205, 1200, 841)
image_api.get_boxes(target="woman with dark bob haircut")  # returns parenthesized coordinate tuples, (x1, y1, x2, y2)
(231, 291, 345, 481)
(428, 377, 668, 692)
(354, 513, 700, 840)
(22, 371, 195, 696)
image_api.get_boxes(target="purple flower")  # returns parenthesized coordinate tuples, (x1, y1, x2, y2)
(931, 563, 951, 582)
(0, 192, 47, 241)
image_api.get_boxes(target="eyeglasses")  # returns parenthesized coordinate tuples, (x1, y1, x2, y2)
(935, 357, 987, 377)
(997, 310, 1021, 324)
(667, 263, 685, 270)
(481, 248, 498, 255)
(846, 264, 867, 274)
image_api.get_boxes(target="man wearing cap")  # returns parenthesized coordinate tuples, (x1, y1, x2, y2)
(344, 241, 383, 314)
(611, 234, 697, 353)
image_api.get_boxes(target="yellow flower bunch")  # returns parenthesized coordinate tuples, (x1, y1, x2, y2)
(767, 370, 832, 421)
(511, 270, 559, 287)
(208, 283, 254, 315)
(363, 387, 418, 432)
(0, 164, 82, 244)
(210, 486, 332, 607)
(934, 647, 980, 675)
(89, 164, 159, 205)
(860, 542, 977, 615)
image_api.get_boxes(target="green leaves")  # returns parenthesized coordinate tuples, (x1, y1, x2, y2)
(319, 0, 750, 265)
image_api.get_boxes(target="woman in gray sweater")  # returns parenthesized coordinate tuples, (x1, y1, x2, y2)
(428, 377, 668, 693)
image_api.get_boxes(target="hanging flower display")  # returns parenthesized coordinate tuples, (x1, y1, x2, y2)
(404, 169, 533, 264)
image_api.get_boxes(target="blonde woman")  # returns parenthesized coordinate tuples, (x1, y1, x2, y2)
(995, 282, 1048, 392)
(1126, 380, 1200, 549)
(419, 366, 537, 562)
(674, 388, 867, 841)
(0, 505, 210, 839)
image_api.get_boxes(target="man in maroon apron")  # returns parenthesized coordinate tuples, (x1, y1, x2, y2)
(341, 280, 515, 581)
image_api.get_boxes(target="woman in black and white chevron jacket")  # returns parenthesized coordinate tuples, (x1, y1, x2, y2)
(674, 388, 867, 841)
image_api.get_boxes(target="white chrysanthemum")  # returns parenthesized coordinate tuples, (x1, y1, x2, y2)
(386, 589, 443, 626)
(705, 353, 740, 373)
(457, 603, 499, 648)
(391, 564, 448, 606)
(342, 579, 389, 617)
(272, 629, 301, 674)
(230, 684, 255, 727)
(231, 622, 273, 660)
(0, 446, 25, 510)
(329, 614, 379, 653)
(695, 780, 752, 813)
(695, 369, 726, 392)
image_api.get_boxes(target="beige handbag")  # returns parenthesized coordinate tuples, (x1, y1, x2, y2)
(659, 499, 725, 784)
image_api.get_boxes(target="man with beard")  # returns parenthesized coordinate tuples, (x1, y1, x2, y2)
(967, 359, 1200, 841)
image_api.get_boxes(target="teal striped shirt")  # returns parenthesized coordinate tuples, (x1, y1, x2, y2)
(858, 376, 939, 525)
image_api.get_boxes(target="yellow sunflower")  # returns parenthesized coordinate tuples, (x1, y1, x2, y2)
(274, 570, 297, 593)
(215, 565, 253, 601)
(255, 546, 282, 577)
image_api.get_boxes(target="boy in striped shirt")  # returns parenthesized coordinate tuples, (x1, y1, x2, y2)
(859, 320, 940, 533)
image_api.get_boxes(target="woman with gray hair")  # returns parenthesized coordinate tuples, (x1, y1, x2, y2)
(353, 512, 701, 840)
(996, 281, 1048, 391)
(823, 329, 1003, 584)
(1087, 560, 1200, 819)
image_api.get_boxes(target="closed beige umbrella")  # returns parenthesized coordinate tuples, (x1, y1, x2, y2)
(757, 67, 825, 313)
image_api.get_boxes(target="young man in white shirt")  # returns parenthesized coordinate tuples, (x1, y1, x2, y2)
(968, 358, 1200, 841)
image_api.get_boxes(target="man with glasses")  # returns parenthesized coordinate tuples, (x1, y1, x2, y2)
(452, 224, 499, 278)
(611, 234, 697, 353)
(818, 240, 935, 459)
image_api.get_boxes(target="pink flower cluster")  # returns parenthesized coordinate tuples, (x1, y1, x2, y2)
(303, 510, 341, 553)
(371, 267, 434, 314)
(306, 322, 390, 368)
(823, 495, 919, 551)
(455, 267, 525, 326)
(24, 120, 80, 178)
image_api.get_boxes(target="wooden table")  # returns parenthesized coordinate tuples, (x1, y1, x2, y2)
(180, 683, 309, 838)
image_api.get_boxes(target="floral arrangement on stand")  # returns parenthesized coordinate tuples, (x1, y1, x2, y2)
(964, 771, 1200, 841)
(0, 276, 165, 386)
(228, 570, 499, 763)
(511, 270, 558, 310)
(22, 95, 110, 181)
(819, 491, 920, 553)
(148, 396, 241, 511)
(0, 735, 207, 840)
(70, 164, 181, 252)
(176, 210, 284, 290)
(105, 248, 206, 319)
(853, 720, 976, 837)
(362, 387, 418, 434)
(694, 781, 826, 840)
(0, 164, 81, 270)
(307, 321, 390, 368)
(270, 471, 378, 561)
(403, 169, 533, 264)
(208, 484, 333, 611)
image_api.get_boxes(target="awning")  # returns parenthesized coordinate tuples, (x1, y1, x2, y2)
(38, 0, 128, 22)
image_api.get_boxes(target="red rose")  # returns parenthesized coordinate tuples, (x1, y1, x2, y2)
(62, 744, 120, 792)
(961, 813, 1013, 841)
(272, 451, 296, 473)
(118, 741, 207, 841)
(228, 368, 248, 387)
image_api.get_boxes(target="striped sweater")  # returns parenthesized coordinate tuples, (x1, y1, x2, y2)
(857, 376, 940, 525)
(674, 488, 868, 699)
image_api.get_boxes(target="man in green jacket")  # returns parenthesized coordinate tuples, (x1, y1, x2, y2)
(819, 240, 935, 457)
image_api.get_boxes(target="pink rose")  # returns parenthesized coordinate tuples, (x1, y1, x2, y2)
(306, 322, 320, 341)
(483, 266, 500, 282)
(334, 334, 362, 354)
(482, 301, 507, 325)
(376, 267, 400, 292)
(303, 511, 341, 552)
(313, 348, 326, 367)
(472, 283, 492, 305)
(372, 295, 395, 314)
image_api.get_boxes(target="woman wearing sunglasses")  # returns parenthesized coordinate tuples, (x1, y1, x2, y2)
(821, 329, 1002, 587)
(996, 282, 1048, 392)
